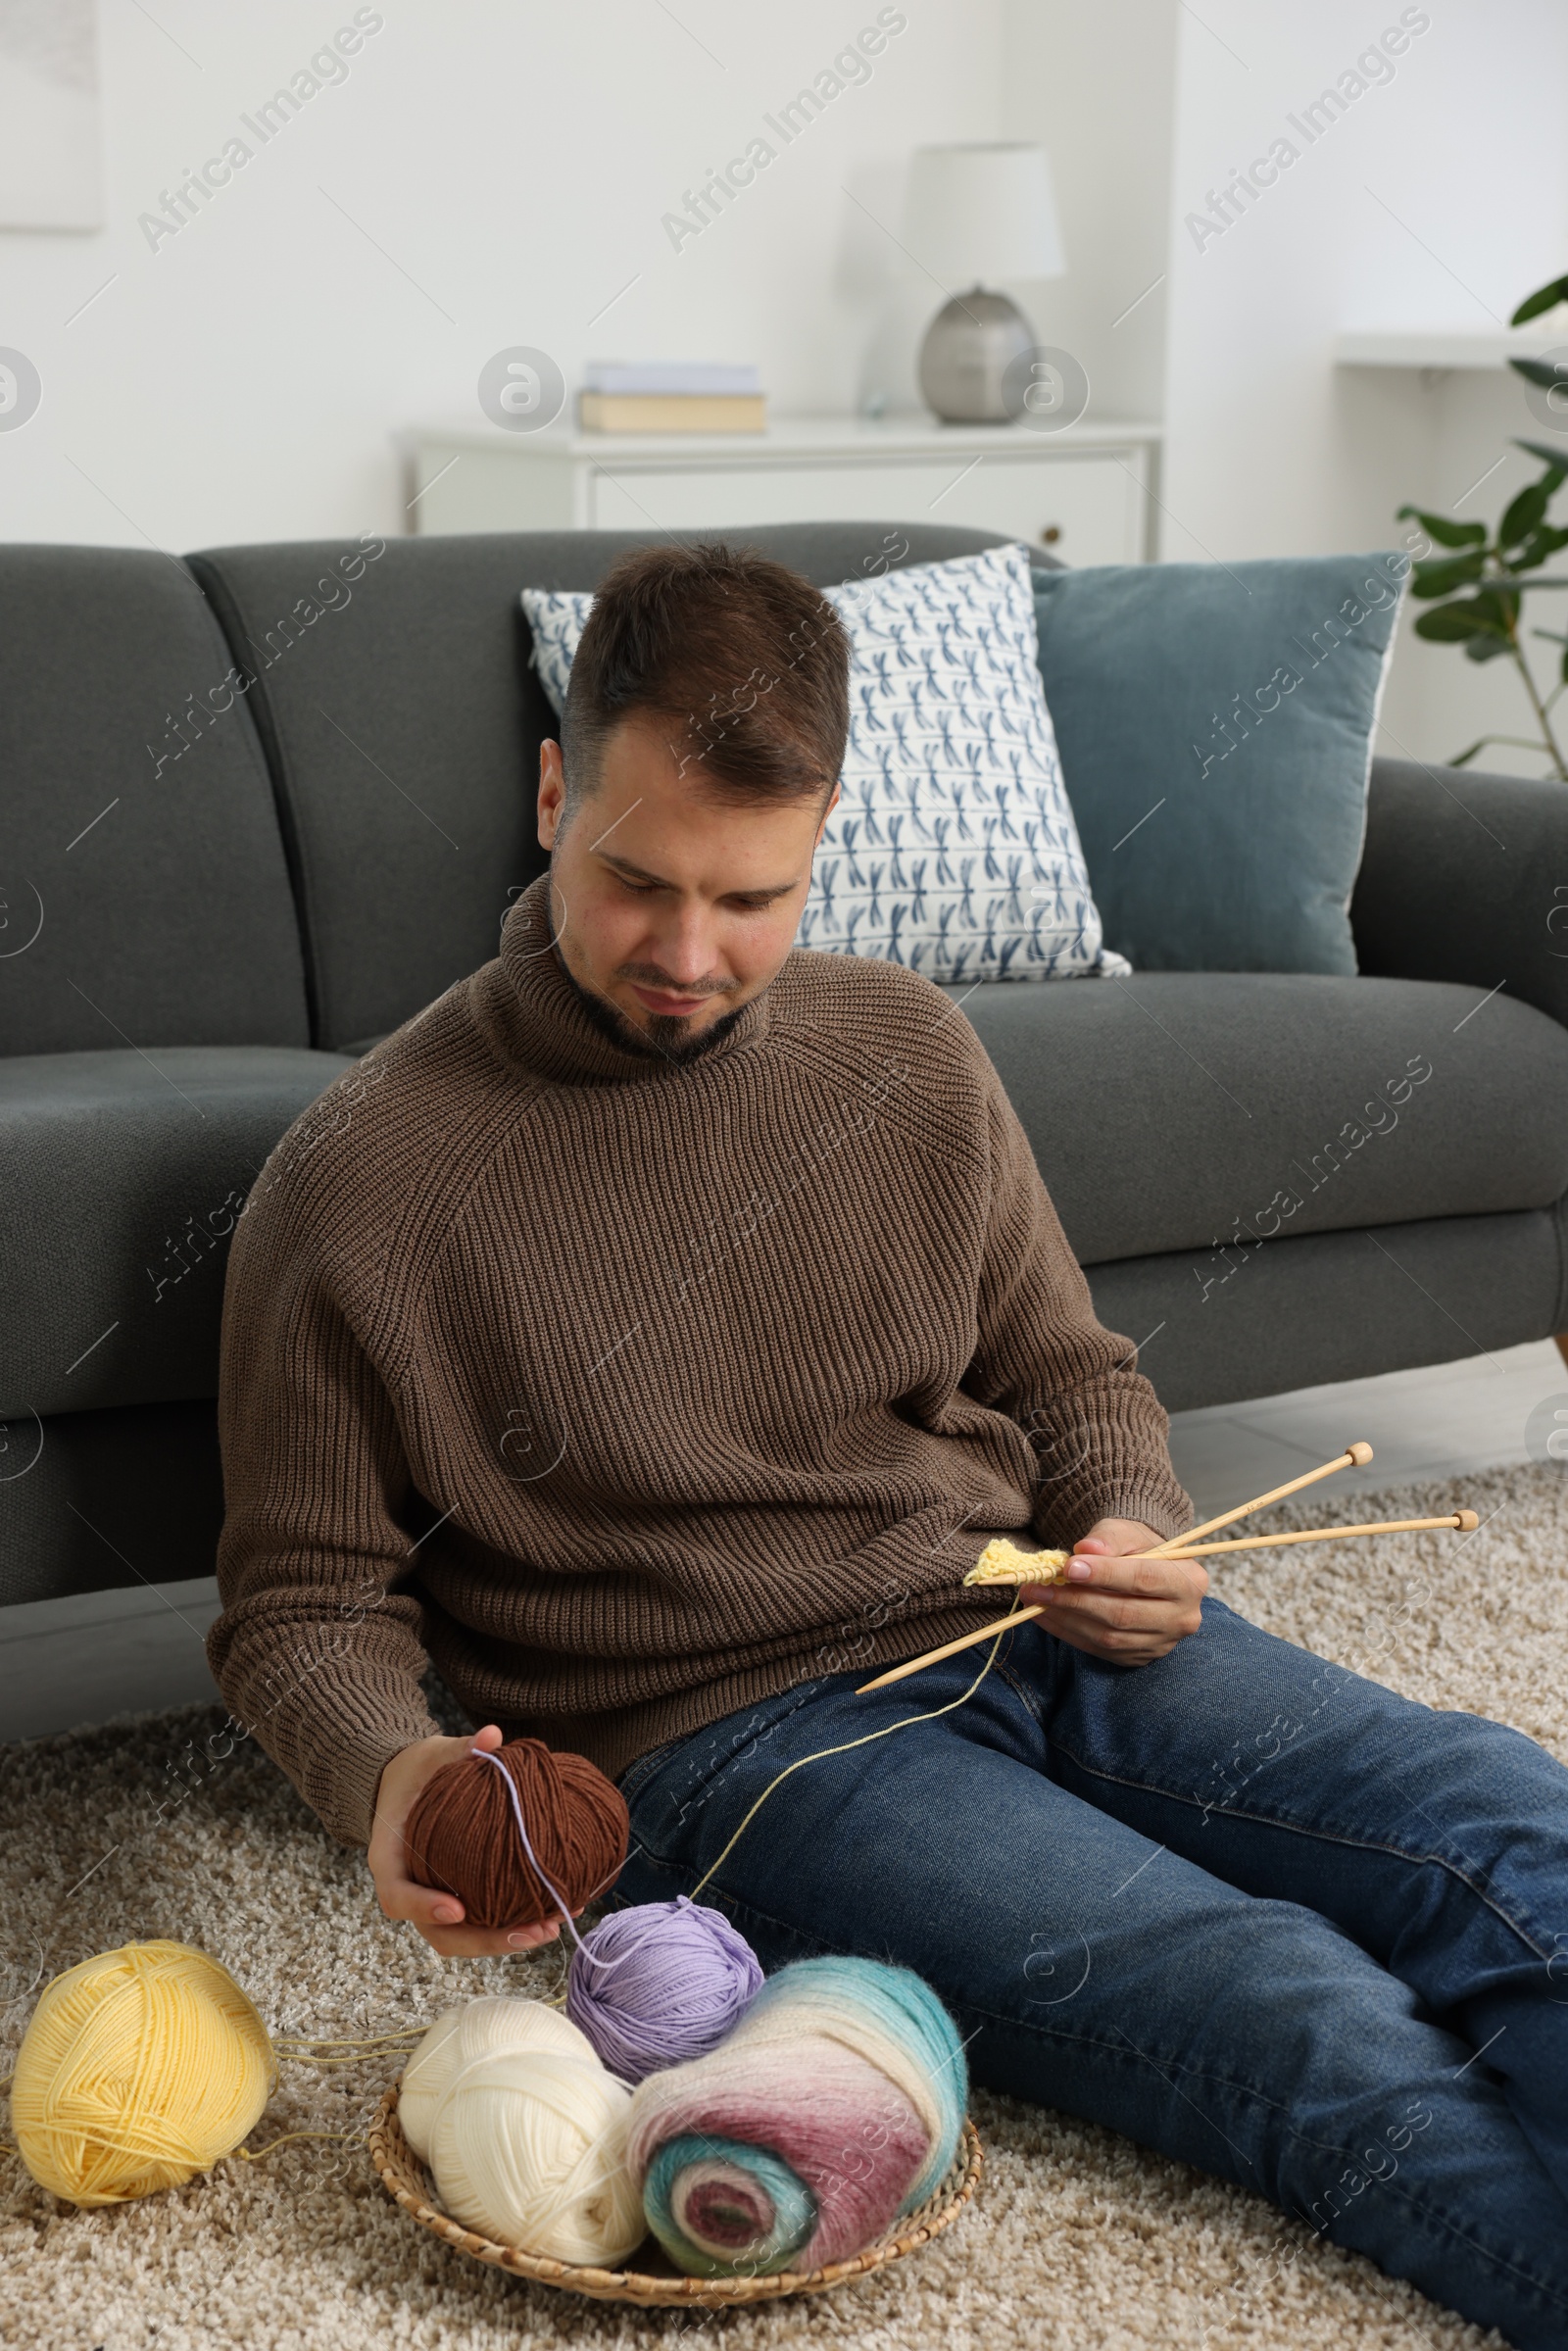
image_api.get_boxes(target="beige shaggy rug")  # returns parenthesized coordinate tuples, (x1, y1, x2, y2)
(4, 1459, 1564, 2351)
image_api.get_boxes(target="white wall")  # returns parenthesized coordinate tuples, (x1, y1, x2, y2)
(0, 0, 1004, 551)
(8, 2, 1568, 777)
(998, 0, 1177, 426)
(1160, 0, 1568, 773)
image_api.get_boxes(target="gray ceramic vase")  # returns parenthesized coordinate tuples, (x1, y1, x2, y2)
(917, 288, 1035, 422)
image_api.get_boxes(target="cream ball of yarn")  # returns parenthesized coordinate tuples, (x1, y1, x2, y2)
(429, 2040, 643, 2266)
(399, 2006, 463, 2162)
(399, 1997, 593, 2161)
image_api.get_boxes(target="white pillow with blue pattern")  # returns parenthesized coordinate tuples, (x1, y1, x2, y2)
(520, 542, 1129, 983)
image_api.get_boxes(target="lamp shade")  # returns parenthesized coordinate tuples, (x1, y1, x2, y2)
(902, 143, 1065, 287)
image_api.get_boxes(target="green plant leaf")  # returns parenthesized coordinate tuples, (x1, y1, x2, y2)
(1395, 502, 1488, 548)
(1513, 438, 1568, 477)
(1509, 354, 1568, 392)
(1499, 480, 1552, 548)
(1416, 585, 1519, 642)
(1512, 275, 1568, 324)
(1410, 551, 1487, 598)
(1414, 599, 1507, 642)
(1508, 524, 1568, 570)
(1474, 584, 1521, 625)
(1464, 636, 1516, 662)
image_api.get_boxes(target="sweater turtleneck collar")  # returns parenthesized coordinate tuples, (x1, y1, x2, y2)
(494, 871, 774, 1086)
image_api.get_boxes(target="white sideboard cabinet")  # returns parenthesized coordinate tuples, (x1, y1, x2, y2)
(403, 416, 1161, 564)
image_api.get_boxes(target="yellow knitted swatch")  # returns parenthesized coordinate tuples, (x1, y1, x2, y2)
(962, 1538, 1071, 1589)
(11, 1940, 275, 2206)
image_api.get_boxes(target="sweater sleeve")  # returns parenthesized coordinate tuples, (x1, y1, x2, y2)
(963, 1055, 1193, 1548)
(206, 1220, 443, 1849)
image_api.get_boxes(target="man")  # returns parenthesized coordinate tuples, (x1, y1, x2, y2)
(211, 543, 1568, 2349)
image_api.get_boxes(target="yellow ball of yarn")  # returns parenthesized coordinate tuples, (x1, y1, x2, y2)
(11, 1940, 275, 2206)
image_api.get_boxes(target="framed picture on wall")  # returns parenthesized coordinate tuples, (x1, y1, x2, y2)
(0, 0, 103, 231)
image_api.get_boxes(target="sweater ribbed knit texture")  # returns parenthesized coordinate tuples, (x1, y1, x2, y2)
(208, 876, 1191, 1847)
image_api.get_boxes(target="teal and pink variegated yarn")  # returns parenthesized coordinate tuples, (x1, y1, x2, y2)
(628, 1955, 967, 2277)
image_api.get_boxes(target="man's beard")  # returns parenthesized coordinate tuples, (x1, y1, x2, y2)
(554, 949, 748, 1067)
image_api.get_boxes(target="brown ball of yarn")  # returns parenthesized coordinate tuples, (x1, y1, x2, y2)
(404, 1739, 630, 1931)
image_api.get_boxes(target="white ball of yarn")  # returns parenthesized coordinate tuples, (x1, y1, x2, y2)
(399, 2006, 462, 2161)
(400, 1998, 594, 2161)
(430, 2042, 644, 2266)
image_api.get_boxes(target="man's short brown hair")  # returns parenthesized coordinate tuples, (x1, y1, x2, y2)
(560, 542, 850, 811)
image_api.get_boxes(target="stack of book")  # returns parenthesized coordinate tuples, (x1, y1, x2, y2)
(578, 362, 766, 435)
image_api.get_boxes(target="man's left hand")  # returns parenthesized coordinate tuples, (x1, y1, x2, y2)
(1018, 1517, 1206, 1665)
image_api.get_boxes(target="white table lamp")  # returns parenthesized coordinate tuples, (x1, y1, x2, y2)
(902, 143, 1066, 423)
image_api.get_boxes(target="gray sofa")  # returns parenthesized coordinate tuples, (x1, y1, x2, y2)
(4, 521, 1566, 1610)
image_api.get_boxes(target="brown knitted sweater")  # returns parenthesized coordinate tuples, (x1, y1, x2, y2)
(208, 876, 1190, 1847)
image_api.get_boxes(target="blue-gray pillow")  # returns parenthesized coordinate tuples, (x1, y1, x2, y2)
(1032, 554, 1407, 974)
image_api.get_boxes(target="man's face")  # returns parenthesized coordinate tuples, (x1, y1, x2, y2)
(536, 711, 838, 1057)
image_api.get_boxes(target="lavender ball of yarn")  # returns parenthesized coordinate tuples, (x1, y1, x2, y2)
(566, 1898, 764, 2083)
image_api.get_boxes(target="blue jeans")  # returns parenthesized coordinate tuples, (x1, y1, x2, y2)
(614, 1600, 1568, 2349)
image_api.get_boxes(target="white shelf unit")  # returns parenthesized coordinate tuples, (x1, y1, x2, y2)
(1335, 325, 1568, 371)
(402, 416, 1163, 566)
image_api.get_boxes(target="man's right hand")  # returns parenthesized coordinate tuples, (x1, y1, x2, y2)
(368, 1722, 565, 1958)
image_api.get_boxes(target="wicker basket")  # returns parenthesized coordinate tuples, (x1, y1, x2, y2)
(368, 2083, 983, 2308)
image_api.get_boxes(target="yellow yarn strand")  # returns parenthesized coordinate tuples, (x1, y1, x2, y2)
(273, 2033, 424, 2050)
(270, 2033, 426, 2068)
(234, 2127, 368, 2160)
(688, 1610, 1022, 1903)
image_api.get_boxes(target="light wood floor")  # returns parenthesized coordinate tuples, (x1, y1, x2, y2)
(3, 1338, 1564, 1743)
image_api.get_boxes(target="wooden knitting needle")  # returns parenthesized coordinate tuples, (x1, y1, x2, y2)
(857, 1600, 1052, 1690)
(855, 1503, 1475, 1693)
(964, 1510, 1480, 1578)
(1126, 1509, 1476, 1561)
(857, 1442, 1396, 1696)
(859, 1598, 1053, 1692)
(1151, 1441, 1375, 1556)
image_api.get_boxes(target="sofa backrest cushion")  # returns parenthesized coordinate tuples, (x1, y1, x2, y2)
(0, 547, 311, 1055)
(187, 523, 1016, 1051)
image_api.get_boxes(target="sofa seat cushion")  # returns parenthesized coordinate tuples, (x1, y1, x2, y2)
(0, 1047, 354, 1419)
(953, 972, 1568, 1266)
(1086, 1205, 1565, 1415)
(0, 1398, 224, 1609)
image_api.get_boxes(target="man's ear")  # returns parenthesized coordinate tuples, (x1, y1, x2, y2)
(538, 740, 565, 852)
(814, 780, 842, 843)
